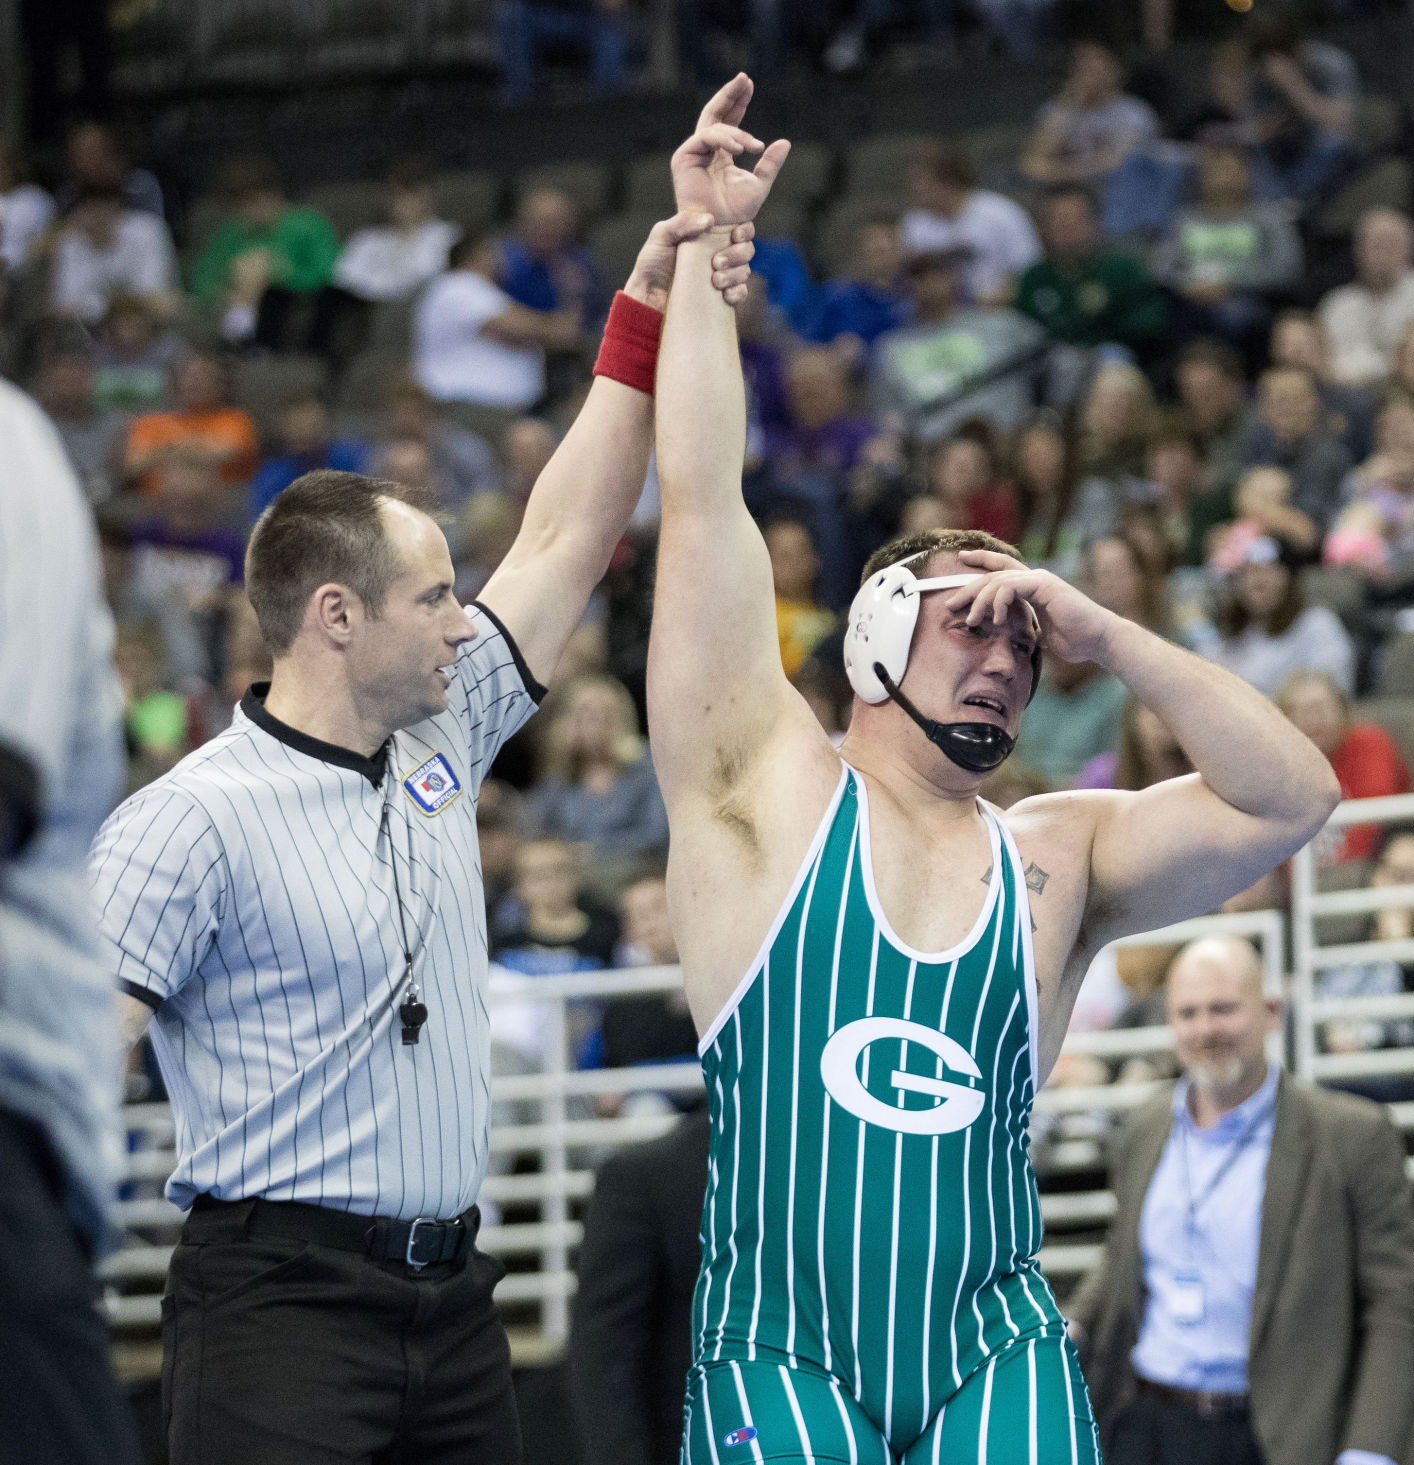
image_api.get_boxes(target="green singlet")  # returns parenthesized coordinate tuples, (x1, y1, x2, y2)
(682, 766, 1101, 1464)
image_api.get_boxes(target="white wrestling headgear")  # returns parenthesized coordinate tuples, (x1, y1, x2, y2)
(841, 560, 1043, 773)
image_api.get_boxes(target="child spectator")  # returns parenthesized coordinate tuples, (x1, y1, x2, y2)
(33, 346, 125, 503)
(125, 351, 259, 495)
(763, 516, 835, 678)
(50, 184, 178, 325)
(526, 676, 669, 889)
(1243, 364, 1353, 539)
(1325, 398, 1414, 578)
(805, 215, 909, 356)
(1209, 465, 1320, 569)
(332, 157, 459, 304)
(1020, 40, 1159, 190)
(192, 156, 341, 348)
(249, 392, 367, 521)
(114, 617, 189, 785)
(1012, 411, 1085, 571)
(91, 294, 182, 413)
(922, 423, 1018, 542)
(1150, 144, 1303, 364)
(900, 144, 1040, 307)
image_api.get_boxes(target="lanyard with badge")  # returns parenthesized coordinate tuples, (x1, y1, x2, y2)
(1169, 1089, 1272, 1327)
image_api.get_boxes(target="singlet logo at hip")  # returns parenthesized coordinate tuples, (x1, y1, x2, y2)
(820, 1017, 985, 1135)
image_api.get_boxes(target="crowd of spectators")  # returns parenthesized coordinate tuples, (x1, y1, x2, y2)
(4, 10, 1413, 1102)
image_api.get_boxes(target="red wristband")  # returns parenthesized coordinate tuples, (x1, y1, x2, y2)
(593, 290, 664, 396)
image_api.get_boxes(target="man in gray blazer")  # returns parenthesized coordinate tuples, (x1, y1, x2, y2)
(1070, 936, 1414, 1465)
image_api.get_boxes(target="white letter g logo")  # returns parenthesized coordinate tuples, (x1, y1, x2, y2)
(820, 1017, 985, 1136)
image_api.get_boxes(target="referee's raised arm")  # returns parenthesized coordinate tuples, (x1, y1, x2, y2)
(475, 207, 755, 687)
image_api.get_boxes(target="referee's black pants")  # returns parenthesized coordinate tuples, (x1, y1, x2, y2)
(164, 1198, 522, 1464)
(0, 1109, 143, 1465)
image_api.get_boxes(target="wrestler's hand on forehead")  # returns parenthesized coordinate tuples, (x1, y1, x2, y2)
(946, 548, 1120, 666)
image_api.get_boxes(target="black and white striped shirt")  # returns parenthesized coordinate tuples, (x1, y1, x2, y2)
(89, 604, 542, 1221)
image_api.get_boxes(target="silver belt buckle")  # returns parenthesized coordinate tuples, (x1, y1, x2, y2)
(405, 1216, 436, 1270)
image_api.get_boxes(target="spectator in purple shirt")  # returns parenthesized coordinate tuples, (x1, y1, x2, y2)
(759, 346, 877, 607)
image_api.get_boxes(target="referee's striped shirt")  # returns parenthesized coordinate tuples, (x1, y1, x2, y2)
(88, 604, 542, 1221)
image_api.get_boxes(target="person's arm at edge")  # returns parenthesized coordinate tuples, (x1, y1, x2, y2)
(477, 211, 754, 686)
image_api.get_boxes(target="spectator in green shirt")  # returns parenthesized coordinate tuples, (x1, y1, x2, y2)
(1015, 185, 1167, 358)
(191, 156, 342, 352)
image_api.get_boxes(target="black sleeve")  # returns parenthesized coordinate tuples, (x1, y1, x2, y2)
(0, 740, 41, 861)
(567, 1151, 663, 1465)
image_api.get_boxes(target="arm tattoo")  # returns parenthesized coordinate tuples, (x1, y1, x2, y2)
(1024, 862, 1050, 895)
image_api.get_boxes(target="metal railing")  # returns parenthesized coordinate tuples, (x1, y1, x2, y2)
(104, 809, 1414, 1367)
(1292, 793, 1414, 1086)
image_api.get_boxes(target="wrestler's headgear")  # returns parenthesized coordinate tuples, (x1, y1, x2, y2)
(842, 560, 1043, 774)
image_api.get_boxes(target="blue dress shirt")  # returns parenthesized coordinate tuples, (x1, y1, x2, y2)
(1131, 1063, 1279, 1393)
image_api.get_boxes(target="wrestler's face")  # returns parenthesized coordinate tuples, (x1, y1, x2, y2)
(900, 555, 1038, 742)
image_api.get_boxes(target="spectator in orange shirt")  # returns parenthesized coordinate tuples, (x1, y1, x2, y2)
(124, 351, 258, 495)
(1277, 668, 1410, 862)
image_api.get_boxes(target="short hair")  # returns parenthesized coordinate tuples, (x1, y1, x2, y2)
(1176, 337, 1244, 380)
(244, 470, 427, 655)
(913, 143, 977, 192)
(861, 527, 1021, 585)
(385, 154, 435, 190)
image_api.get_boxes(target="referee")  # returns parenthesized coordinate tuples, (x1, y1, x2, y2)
(88, 131, 756, 1463)
(0, 378, 140, 1464)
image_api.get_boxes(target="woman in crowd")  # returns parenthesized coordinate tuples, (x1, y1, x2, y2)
(922, 420, 1018, 543)
(1081, 530, 1172, 636)
(526, 674, 669, 890)
(1075, 695, 1193, 791)
(1275, 669, 1410, 862)
(1205, 534, 1355, 696)
(1012, 411, 1086, 572)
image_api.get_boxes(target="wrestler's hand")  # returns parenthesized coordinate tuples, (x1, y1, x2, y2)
(624, 211, 756, 311)
(670, 72, 791, 228)
(946, 548, 1123, 666)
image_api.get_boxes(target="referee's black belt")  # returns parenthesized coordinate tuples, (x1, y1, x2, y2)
(189, 1193, 479, 1270)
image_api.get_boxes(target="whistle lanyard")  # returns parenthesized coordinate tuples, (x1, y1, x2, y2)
(379, 788, 429, 1047)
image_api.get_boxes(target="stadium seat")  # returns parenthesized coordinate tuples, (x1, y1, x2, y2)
(623, 154, 676, 216)
(1313, 856, 1377, 947)
(1377, 633, 1414, 698)
(1313, 156, 1412, 240)
(305, 0, 411, 80)
(751, 197, 807, 248)
(367, 299, 416, 351)
(337, 347, 411, 411)
(1353, 94, 1402, 152)
(418, 0, 499, 69)
(301, 180, 387, 239)
(588, 213, 663, 289)
(1353, 695, 1414, 773)
(514, 161, 614, 222)
(1301, 565, 1365, 619)
(232, 354, 330, 427)
(196, 3, 309, 87)
(813, 194, 904, 276)
(842, 132, 935, 200)
(761, 141, 834, 208)
(432, 170, 504, 234)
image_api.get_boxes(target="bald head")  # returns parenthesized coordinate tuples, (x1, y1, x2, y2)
(1167, 937, 1272, 1100)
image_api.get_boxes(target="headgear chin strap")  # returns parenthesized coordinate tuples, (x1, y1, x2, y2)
(843, 563, 1041, 775)
(874, 666, 1017, 773)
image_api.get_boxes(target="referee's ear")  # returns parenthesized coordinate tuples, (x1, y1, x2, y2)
(308, 582, 359, 645)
